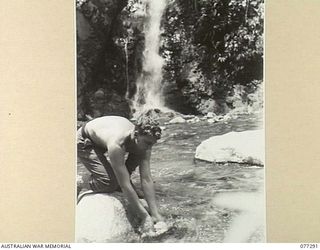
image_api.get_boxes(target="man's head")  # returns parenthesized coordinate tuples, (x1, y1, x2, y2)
(134, 109, 162, 148)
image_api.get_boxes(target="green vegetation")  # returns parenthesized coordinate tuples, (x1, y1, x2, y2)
(162, 0, 264, 114)
(76, 0, 263, 117)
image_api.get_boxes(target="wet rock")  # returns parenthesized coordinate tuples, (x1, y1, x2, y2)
(186, 117, 200, 123)
(197, 98, 216, 115)
(160, 126, 166, 131)
(205, 112, 216, 119)
(207, 115, 224, 123)
(195, 130, 264, 165)
(223, 113, 232, 121)
(199, 116, 208, 121)
(76, 193, 135, 242)
(168, 116, 186, 124)
(207, 118, 217, 124)
(181, 114, 196, 119)
(156, 111, 177, 125)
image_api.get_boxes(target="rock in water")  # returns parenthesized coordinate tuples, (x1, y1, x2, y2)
(187, 117, 200, 123)
(168, 116, 186, 124)
(205, 112, 215, 118)
(76, 193, 134, 242)
(195, 130, 264, 165)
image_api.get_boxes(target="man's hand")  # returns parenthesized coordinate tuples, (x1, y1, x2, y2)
(140, 215, 156, 237)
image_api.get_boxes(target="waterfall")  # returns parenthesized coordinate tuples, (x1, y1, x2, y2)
(124, 38, 130, 99)
(132, 0, 168, 113)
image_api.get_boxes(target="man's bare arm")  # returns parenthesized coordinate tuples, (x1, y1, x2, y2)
(139, 149, 164, 223)
(108, 144, 151, 221)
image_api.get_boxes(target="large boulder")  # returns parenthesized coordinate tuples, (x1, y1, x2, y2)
(195, 130, 264, 165)
(76, 193, 135, 242)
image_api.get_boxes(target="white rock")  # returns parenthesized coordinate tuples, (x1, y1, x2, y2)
(200, 116, 208, 121)
(187, 117, 200, 123)
(206, 112, 215, 118)
(76, 194, 134, 242)
(160, 126, 166, 131)
(195, 130, 264, 165)
(168, 116, 186, 124)
(224, 114, 232, 120)
(207, 118, 217, 123)
(181, 114, 196, 119)
(216, 115, 224, 121)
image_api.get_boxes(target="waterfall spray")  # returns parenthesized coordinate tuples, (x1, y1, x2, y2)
(124, 38, 130, 99)
(133, 0, 168, 113)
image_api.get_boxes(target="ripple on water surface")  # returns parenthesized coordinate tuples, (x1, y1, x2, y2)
(142, 114, 264, 242)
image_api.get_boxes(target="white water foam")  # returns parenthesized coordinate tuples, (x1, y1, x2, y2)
(213, 191, 266, 242)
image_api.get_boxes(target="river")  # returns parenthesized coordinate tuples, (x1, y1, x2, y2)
(78, 112, 265, 243)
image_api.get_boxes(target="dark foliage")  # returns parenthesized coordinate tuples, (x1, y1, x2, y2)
(76, 0, 264, 117)
(162, 0, 264, 113)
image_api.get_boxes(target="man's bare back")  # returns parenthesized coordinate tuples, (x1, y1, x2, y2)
(84, 116, 135, 151)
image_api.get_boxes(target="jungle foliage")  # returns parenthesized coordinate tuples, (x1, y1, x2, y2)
(162, 0, 264, 113)
(76, 0, 264, 117)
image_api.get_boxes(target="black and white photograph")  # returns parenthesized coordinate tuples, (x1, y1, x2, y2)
(75, 0, 265, 243)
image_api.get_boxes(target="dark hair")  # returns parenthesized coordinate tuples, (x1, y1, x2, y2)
(135, 109, 162, 140)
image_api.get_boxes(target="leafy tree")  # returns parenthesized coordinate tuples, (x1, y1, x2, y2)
(162, 0, 264, 113)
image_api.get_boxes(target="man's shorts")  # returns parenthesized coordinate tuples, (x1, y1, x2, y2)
(77, 127, 118, 192)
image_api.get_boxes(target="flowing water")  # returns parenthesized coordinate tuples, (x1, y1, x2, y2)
(133, 0, 167, 111)
(77, 113, 265, 242)
(131, 113, 265, 242)
(124, 38, 130, 99)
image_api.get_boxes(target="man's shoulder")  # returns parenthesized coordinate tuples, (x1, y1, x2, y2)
(89, 116, 133, 127)
(85, 116, 134, 149)
(89, 116, 135, 139)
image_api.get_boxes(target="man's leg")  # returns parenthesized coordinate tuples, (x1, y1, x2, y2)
(93, 147, 119, 192)
(81, 149, 119, 193)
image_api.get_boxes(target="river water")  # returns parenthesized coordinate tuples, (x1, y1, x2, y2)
(133, 113, 264, 242)
(78, 113, 265, 243)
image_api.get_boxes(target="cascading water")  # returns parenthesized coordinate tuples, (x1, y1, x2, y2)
(132, 0, 168, 113)
(124, 38, 130, 99)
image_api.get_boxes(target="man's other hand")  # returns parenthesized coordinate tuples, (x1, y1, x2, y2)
(140, 215, 156, 237)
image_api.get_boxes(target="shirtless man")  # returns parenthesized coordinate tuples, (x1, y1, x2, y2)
(77, 109, 167, 235)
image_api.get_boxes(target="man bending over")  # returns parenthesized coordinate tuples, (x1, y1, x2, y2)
(77, 109, 167, 236)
